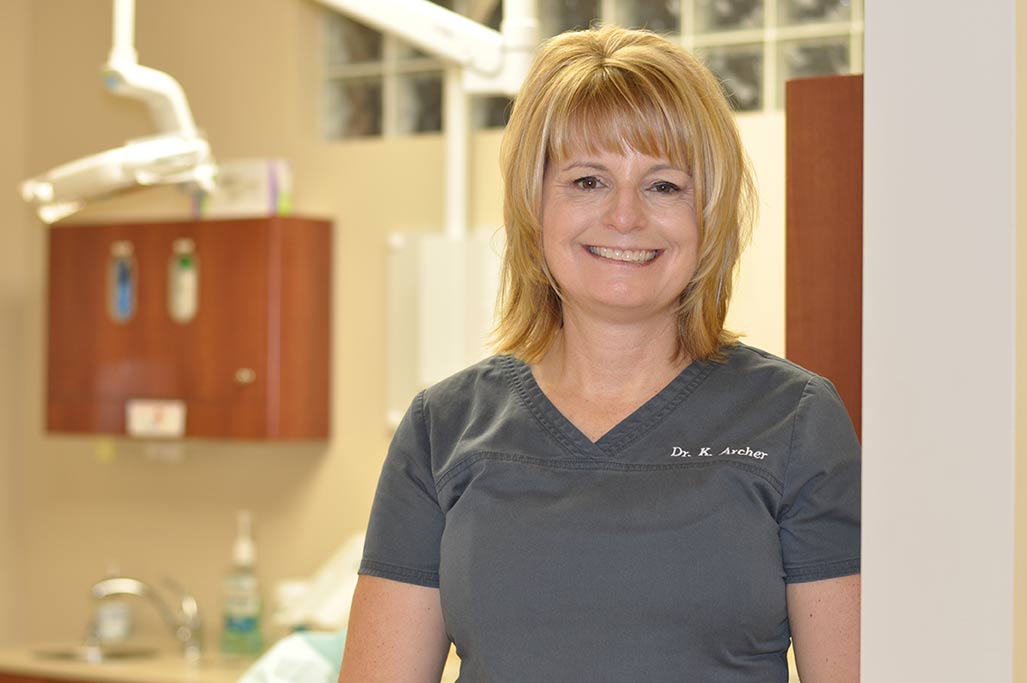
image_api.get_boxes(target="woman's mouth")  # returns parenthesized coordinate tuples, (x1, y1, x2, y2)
(586, 246, 660, 264)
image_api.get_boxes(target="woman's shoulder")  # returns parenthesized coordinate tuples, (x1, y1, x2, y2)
(419, 355, 522, 421)
(716, 343, 854, 432)
(708, 342, 847, 411)
(718, 342, 822, 386)
(423, 355, 513, 398)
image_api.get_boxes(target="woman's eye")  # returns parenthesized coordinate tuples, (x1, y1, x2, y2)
(573, 176, 601, 190)
(651, 181, 680, 194)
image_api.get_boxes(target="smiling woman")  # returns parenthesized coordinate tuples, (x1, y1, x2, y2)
(495, 25, 756, 364)
(340, 25, 860, 683)
(539, 148, 700, 330)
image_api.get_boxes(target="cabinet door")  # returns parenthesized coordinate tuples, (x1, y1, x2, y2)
(179, 219, 270, 438)
(48, 223, 185, 432)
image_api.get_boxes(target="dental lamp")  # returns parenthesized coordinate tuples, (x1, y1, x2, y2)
(20, 0, 536, 225)
(19, 0, 216, 224)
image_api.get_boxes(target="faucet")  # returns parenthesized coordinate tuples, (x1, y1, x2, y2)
(91, 577, 203, 661)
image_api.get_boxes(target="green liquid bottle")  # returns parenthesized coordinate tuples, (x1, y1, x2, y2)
(221, 510, 263, 656)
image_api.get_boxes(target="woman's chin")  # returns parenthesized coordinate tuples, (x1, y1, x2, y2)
(564, 295, 679, 326)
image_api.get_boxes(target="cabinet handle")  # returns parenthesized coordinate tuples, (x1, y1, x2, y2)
(235, 368, 256, 385)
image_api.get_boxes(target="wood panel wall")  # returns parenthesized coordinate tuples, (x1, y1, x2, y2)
(785, 74, 863, 438)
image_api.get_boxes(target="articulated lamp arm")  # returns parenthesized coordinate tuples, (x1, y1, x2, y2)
(313, 0, 537, 96)
(18, 0, 538, 225)
(103, 0, 201, 137)
(19, 0, 216, 224)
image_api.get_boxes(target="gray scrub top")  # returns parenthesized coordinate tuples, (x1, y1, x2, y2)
(359, 344, 861, 682)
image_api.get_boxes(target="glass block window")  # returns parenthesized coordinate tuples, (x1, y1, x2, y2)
(323, 0, 508, 139)
(473, 95, 514, 128)
(686, 0, 862, 113)
(775, 35, 851, 106)
(540, 0, 600, 35)
(778, 0, 852, 26)
(397, 71, 444, 134)
(695, 0, 763, 32)
(323, 0, 862, 138)
(325, 77, 383, 138)
(695, 43, 764, 112)
(617, 1, 681, 34)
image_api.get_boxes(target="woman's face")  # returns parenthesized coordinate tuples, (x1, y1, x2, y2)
(540, 145, 700, 327)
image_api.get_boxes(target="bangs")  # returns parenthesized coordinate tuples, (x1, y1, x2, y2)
(546, 70, 693, 170)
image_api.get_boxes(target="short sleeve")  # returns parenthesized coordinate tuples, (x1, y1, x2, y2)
(778, 376, 861, 583)
(358, 391, 445, 588)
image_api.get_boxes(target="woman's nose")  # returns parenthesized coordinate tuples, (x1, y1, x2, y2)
(604, 188, 646, 233)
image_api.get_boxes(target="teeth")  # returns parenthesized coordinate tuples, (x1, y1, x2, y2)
(587, 246, 659, 263)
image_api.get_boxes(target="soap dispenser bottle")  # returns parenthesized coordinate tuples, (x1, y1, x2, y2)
(221, 510, 264, 656)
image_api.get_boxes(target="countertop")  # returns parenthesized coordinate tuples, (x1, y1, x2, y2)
(0, 644, 793, 682)
(0, 643, 462, 683)
(0, 644, 254, 683)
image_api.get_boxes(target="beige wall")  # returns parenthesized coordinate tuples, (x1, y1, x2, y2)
(3, 0, 786, 647)
(1016, 1, 1027, 679)
(0, 0, 31, 646)
(728, 112, 785, 356)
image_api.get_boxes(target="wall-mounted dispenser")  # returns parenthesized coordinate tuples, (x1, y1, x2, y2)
(107, 240, 137, 323)
(168, 238, 198, 323)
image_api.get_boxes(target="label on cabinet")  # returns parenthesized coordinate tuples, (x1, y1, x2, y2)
(125, 399, 186, 438)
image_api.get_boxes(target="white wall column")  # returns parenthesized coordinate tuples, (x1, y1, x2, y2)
(862, 1, 1017, 680)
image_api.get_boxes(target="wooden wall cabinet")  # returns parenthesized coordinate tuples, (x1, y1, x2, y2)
(47, 216, 331, 440)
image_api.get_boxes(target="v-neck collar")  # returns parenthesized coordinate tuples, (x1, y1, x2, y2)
(500, 353, 718, 459)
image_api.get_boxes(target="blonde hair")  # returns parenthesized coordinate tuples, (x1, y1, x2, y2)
(492, 25, 756, 363)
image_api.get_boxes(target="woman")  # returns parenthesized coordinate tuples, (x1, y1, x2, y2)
(340, 25, 860, 683)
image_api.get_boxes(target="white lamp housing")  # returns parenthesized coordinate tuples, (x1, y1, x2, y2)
(19, 0, 216, 224)
(20, 134, 215, 224)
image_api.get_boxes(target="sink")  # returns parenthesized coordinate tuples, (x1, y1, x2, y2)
(34, 643, 159, 663)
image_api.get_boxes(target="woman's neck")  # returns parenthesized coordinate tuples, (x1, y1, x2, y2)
(533, 310, 689, 407)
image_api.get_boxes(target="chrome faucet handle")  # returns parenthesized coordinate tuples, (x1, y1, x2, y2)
(162, 577, 201, 627)
(160, 575, 202, 661)
(91, 576, 203, 661)
(161, 577, 203, 661)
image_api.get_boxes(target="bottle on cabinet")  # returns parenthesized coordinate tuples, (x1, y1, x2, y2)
(167, 237, 199, 323)
(222, 510, 264, 656)
(107, 241, 137, 323)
